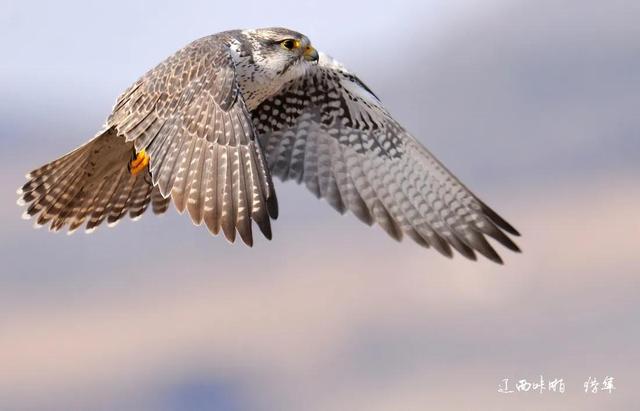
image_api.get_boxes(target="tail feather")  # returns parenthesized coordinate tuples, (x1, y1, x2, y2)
(23, 148, 89, 218)
(67, 189, 92, 233)
(53, 176, 91, 231)
(35, 166, 85, 227)
(18, 128, 170, 233)
(107, 172, 137, 226)
(127, 174, 154, 219)
(49, 172, 97, 231)
(84, 168, 127, 231)
(151, 186, 171, 214)
(21, 145, 86, 193)
(66, 177, 110, 233)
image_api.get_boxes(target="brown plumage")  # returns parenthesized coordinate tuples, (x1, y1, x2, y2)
(19, 129, 168, 233)
(18, 27, 520, 263)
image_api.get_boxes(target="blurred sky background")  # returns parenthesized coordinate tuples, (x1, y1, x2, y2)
(1, 0, 639, 410)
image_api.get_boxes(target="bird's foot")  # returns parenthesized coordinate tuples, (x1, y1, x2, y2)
(129, 149, 150, 176)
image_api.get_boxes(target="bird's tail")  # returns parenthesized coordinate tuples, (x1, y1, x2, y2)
(17, 128, 170, 234)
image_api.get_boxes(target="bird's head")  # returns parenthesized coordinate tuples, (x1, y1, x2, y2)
(241, 27, 319, 77)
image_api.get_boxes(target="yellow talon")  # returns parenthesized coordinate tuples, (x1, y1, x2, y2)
(129, 149, 150, 176)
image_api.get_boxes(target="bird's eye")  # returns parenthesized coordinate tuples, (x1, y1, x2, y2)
(280, 39, 299, 50)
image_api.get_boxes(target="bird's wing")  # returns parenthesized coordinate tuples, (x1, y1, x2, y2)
(108, 36, 277, 245)
(252, 53, 520, 262)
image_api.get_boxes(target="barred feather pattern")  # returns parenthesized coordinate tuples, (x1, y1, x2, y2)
(18, 28, 519, 262)
(253, 53, 521, 263)
(107, 34, 277, 245)
(18, 129, 169, 234)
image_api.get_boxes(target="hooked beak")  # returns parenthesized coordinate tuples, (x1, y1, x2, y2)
(303, 45, 319, 63)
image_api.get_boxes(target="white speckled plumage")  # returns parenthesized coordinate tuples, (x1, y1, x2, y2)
(17, 27, 519, 261)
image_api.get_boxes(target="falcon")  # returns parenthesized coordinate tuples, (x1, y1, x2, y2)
(17, 27, 521, 263)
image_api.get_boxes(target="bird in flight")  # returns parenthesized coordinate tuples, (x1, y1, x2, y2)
(17, 27, 520, 263)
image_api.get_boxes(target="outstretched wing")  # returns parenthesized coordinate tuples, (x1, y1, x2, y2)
(108, 35, 277, 245)
(252, 53, 520, 263)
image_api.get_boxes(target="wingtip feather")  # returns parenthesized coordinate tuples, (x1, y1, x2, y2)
(255, 217, 273, 240)
(267, 194, 279, 219)
(480, 202, 520, 237)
